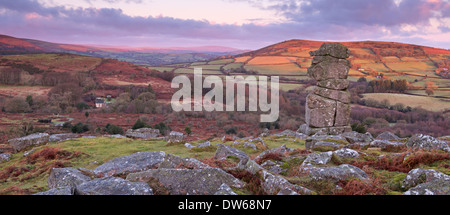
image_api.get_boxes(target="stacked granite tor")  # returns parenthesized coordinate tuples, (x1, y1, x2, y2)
(304, 43, 352, 135)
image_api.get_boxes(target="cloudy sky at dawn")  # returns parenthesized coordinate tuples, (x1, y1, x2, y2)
(1, 0, 449, 49)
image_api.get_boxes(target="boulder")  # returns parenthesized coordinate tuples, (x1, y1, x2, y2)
(311, 141, 341, 151)
(125, 128, 160, 139)
(261, 160, 287, 175)
(260, 169, 313, 195)
(159, 154, 210, 169)
(333, 148, 360, 158)
(305, 94, 336, 128)
(214, 184, 238, 195)
(94, 151, 166, 177)
(402, 168, 450, 190)
(317, 79, 349, 90)
(33, 187, 73, 195)
(254, 144, 293, 162)
(303, 164, 369, 183)
(309, 43, 351, 59)
(47, 168, 92, 189)
(406, 134, 450, 152)
(126, 168, 244, 195)
(49, 133, 78, 142)
(0, 153, 11, 163)
(8, 133, 49, 152)
(313, 87, 351, 104)
(301, 151, 333, 167)
(305, 134, 348, 150)
(197, 141, 211, 148)
(376, 131, 399, 140)
(243, 142, 257, 150)
(334, 101, 351, 126)
(370, 140, 404, 149)
(307, 61, 349, 81)
(75, 177, 153, 195)
(403, 178, 450, 195)
(341, 131, 373, 143)
(168, 131, 184, 143)
(238, 159, 312, 195)
(214, 144, 249, 164)
(184, 143, 195, 149)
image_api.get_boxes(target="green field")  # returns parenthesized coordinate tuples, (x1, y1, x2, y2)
(244, 64, 302, 75)
(386, 61, 436, 72)
(362, 93, 450, 111)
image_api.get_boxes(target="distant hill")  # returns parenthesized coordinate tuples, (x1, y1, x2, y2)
(147, 39, 450, 99)
(0, 34, 247, 65)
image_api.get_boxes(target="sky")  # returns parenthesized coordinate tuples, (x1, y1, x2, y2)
(0, 0, 449, 50)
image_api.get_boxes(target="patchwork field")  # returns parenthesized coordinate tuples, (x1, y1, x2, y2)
(362, 93, 450, 112)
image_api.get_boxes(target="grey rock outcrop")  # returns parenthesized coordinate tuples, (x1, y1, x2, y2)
(8, 133, 49, 152)
(305, 134, 348, 150)
(402, 168, 450, 190)
(304, 43, 351, 135)
(34, 187, 73, 195)
(75, 177, 153, 195)
(159, 154, 210, 169)
(301, 151, 333, 167)
(370, 140, 404, 149)
(47, 168, 92, 190)
(125, 128, 160, 139)
(255, 144, 293, 162)
(126, 168, 243, 195)
(0, 153, 11, 163)
(214, 184, 238, 195)
(94, 151, 166, 177)
(333, 148, 360, 158)
(376, 131, 399, 140)
(302, 164, 369, 183)
(168, 131, 184, 143)
(214, 144, 249, 164)
(49, 133, 78, 142)
(406, 134, 450, 152)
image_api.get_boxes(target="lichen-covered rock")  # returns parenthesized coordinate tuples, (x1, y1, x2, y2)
(334, 101, 351, 126)
(307, 61, 349, 81)
(75, 177, 153, 195)
(184, 143, 194, 149)
(370, 140, 404, 149)
(313, 87, 350, 104)
(317, 79, 350, 90)
(301, 151, 333, 167)
(0, 153, 11, 163)
(126, 168, 243, 195)
(402, 168, 450, 190)
(125, 128, 160, 139)
(376, 131, 399, 140)
(403, 178, 450, 195)
(333, 148, 360, 158)
(214, 184, 237, 195)
(309, 43, 351, 59)
(214, 144, 249, 164)
(305, 134, 348, 150)
(311, 141, 341, 151)
(33, 187, 73, 195)
(406, 134, 450, 152)
(303, 164, 369, 182)
(159, 154, 210, 169)
(260, 169, 313, 195)
(168, 131, 184, 143)
(8, 133, 49, 152)
(94, 151, 166, 177)
(47, 168, 92, 189)
(305, 94, 337, 128)
(49, 133, 78, 142)
(243, 142, 257, 150)
(197, 141, 211, 148)
(341, 131, 374, 143)
(261, 160, 286, 175)
(255, 144, 293, 162)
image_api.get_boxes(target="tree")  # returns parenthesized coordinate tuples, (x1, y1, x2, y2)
(4, 97, 31, 113)
(26, 95, 33, 107)
(132, 118, 148, 129)
(85, 111, 89, 118)
(184, 126, 192, 135)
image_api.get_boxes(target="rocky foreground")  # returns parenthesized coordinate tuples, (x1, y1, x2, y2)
(1, 129, 449, 195)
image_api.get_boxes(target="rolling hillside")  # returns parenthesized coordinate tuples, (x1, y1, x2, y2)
(0, 34, 246, 66)
(148, 39, 450, 98)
